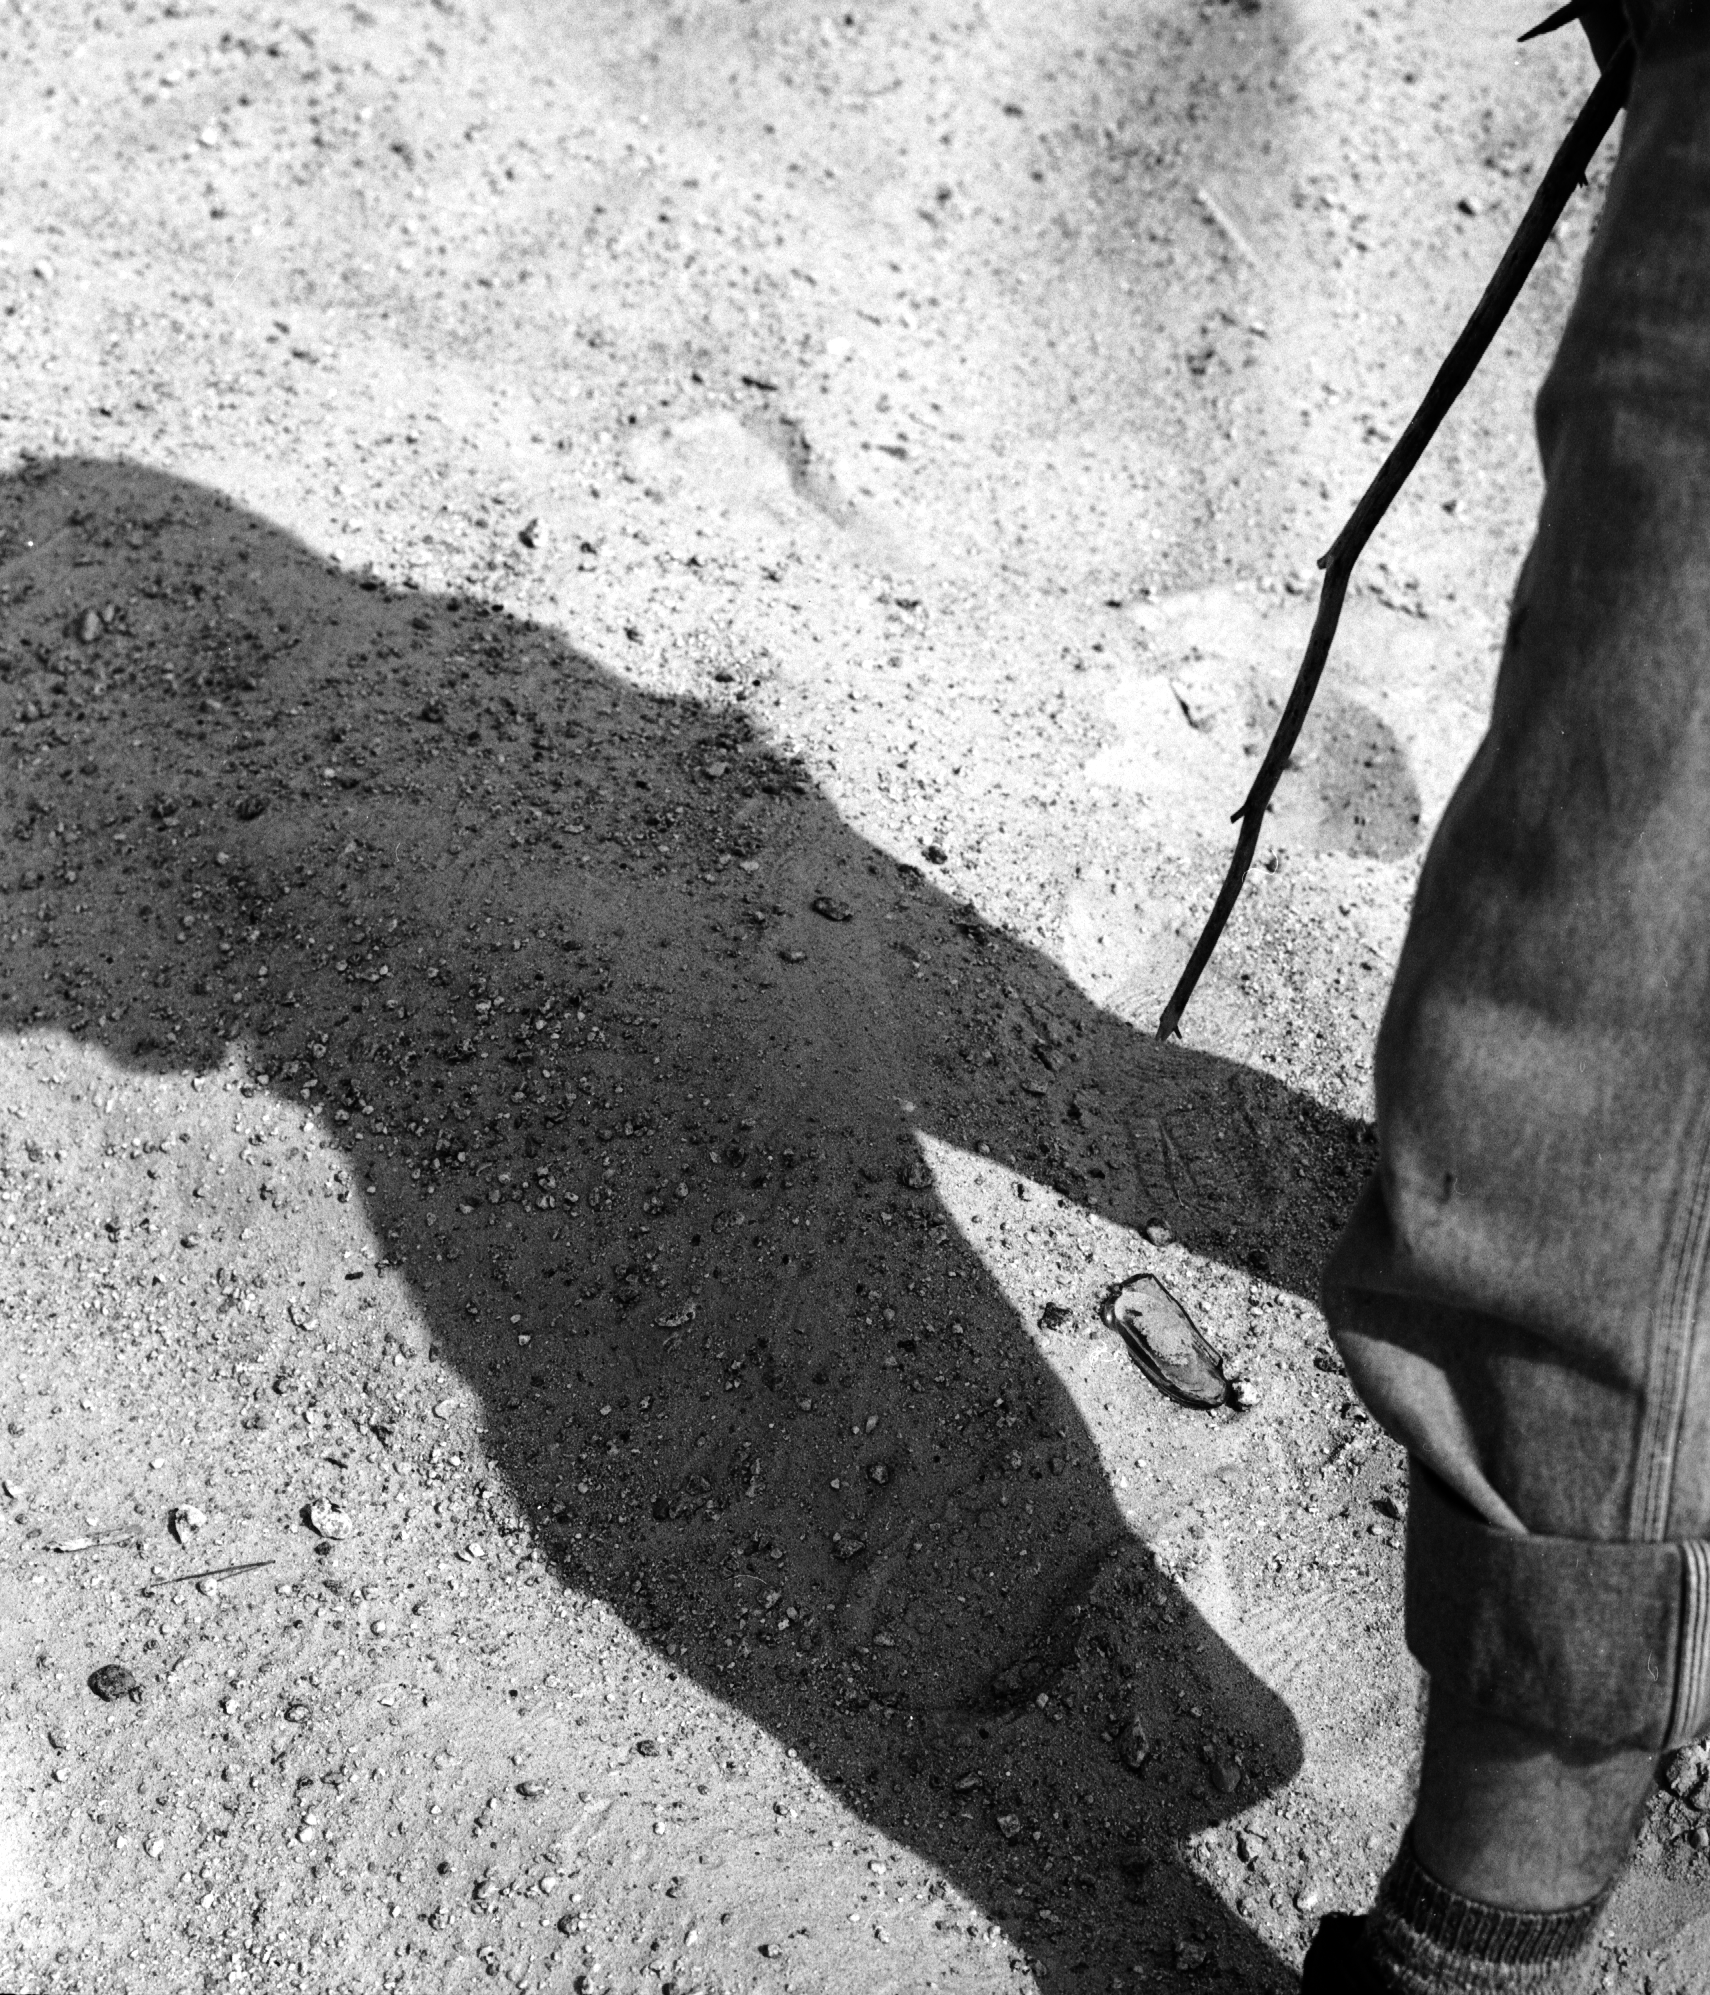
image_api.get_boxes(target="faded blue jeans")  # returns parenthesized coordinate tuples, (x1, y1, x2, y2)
(1325, 9, 1710, 1754)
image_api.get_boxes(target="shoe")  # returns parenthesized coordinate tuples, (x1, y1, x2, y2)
(1301, 1911, 1391, 1993)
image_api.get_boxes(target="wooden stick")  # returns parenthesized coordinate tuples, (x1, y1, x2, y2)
(1155, 42, 1633, 1042)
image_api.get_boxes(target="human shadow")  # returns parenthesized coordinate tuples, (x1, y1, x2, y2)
(0, 458, 1370, 1989)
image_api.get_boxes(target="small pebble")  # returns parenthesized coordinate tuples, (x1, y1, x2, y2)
(89, 1663, 140, 1704)
(307, 1501, 352, 1540)
(1118, 1717, 1151, 1773)
(1661, 1743, 1710, 1803)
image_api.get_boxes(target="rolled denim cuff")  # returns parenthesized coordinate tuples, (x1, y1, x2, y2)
(1406, 1462, 1710, 1750)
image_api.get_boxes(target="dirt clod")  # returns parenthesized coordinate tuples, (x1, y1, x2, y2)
(88, 1664, 140, 1704)
(307, 1501, 353, 1540)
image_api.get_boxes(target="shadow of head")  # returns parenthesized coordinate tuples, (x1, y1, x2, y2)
(0, 458, 1364, 1986)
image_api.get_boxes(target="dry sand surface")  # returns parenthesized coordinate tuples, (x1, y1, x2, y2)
(1, 0, 1708, 1990)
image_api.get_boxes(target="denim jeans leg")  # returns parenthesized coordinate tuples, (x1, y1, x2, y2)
(1324, 11, 1710, 1754)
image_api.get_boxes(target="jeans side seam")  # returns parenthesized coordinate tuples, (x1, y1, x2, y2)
(1668, 1539, 1710, 1744)
(1635, 1098, 1710, 1542)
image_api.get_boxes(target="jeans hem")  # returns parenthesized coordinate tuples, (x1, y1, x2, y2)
(1405, 1462, 1710, 1751)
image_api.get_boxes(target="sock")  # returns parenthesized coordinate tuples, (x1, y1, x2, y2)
(1364, 1833, 1613, 1995)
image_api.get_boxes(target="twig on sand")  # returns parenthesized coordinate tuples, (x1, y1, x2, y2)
(141, 1558, 276, 1593)
(1519, 1, 1588, 45)
(1195, 186, 1263, 272)
(1156, 43, 1633, 1042)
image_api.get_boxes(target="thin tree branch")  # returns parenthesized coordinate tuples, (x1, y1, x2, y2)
(1520, 1, 1588, 45)
(1155, 41, 1633, 1042)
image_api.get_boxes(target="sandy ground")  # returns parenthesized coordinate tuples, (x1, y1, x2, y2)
(1, 0, 1708, 1990)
